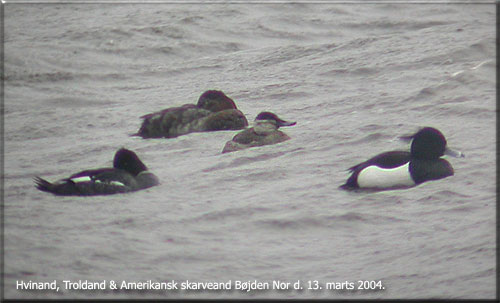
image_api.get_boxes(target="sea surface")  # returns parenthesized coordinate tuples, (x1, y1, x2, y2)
(3, 2, 496, 300)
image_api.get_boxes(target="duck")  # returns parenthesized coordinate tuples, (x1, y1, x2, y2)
(222, 111, 296, 153)
(340, 127, 464, 190)
(134, 90, 248, 138)
(34, 148, 159, 196)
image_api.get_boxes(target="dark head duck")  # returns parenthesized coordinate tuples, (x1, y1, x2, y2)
(340, 127, 464, 191)
(134, 90, 248, 138)
(34, 148, 159, 196)
(197, 90, 237, 112)
(222, 111, 296, 153)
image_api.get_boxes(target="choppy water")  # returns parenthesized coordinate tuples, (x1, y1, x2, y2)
(3, 2, 496, 300)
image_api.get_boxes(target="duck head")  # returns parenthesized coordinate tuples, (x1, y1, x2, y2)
(253, 111, 296, 135)
(400, 127, 464, 160)
(196, 90, 238, 112)
(113, 148, 148, 176)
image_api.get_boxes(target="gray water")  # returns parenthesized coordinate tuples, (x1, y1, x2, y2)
(3, 3, 496, 300)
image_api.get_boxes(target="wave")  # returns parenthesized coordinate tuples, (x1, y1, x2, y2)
(254, 211, 406, 231)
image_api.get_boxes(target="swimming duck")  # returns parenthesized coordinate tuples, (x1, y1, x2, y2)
(134, 90, 248, 138)
(222, 111, 296, 153)
(34, 148, 159, 196)
(340, 127, 463, 190)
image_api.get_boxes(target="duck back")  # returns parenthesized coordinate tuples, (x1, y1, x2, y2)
(136, 105, 212, 138)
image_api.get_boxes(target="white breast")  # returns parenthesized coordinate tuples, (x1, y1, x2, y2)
(357, 162, 415, 189)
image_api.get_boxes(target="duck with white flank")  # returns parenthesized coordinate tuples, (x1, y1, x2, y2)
(222, 111, 296, 153)
(34, 148, 159, 196)
(134, 90, 248, 138)
(340, 127, 464, 191)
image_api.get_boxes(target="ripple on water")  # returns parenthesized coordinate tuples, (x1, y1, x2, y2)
(253, 211, 406, 231)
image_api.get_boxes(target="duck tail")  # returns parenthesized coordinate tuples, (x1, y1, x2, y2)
(339, 183, 350, 190)
(339, 177, 358, 190)
(34, 177, 54, 193)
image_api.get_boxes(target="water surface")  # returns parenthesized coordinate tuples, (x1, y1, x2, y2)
(3, 3, 496, 299)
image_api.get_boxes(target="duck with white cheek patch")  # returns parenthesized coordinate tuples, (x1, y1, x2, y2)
(222, 111, 296, 153)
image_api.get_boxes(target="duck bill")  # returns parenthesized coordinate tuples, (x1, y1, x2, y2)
(277, 120, 296, 127)
(444, 147, 465, 158)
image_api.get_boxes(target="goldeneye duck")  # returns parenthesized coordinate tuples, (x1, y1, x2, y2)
(134, 90, 248, 138)
(340, 127, 464, 191)
(222, 111, 296, 153)
(34, 148, 159, 196)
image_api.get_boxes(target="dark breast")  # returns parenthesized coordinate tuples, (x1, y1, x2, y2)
(202, 109, 248, 131)
(409, 158, 454, 184)
(232, 128, 260, 144)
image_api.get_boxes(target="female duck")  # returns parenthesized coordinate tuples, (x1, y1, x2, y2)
(135, 90, 248, 138)
(222, 111, 296, 153)
(340, 127, 463, 190)
(34, 148, 159, 196)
